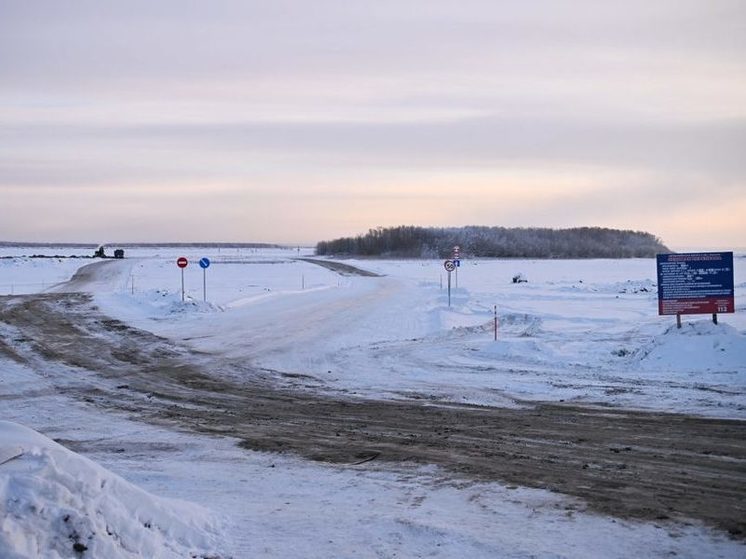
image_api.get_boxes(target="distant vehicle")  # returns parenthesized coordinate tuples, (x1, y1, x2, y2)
(114, 249, 125, 259)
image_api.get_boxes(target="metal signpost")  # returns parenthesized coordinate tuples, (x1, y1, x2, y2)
(177, 257, 188, 301)
(656, 252, 735, 328)
(199, 257, 211, 302)
(444, 259, 456, 307)
(452, 245, 461, 288)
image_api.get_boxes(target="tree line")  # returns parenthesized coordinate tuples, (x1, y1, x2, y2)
(315, 226, 669, 258)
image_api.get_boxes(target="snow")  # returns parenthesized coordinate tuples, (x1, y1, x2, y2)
(637, 321, 746, 372)
(65, 250, 744, 417)
(1, 246, 745, 557)
(0, 421, 222, 559)
(0, 256, 89, 295)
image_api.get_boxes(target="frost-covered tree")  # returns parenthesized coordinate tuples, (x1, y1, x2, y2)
(315, 226, 668, 258)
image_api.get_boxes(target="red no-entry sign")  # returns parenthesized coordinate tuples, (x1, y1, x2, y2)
(177, 257, 188, 302)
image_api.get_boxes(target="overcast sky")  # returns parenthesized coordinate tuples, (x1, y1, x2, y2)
(1, 1, 744, 248)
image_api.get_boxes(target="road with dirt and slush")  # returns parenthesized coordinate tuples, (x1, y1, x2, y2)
(0, 260, 744, 539)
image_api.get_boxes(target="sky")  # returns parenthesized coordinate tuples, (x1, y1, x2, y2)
(1, 1, 745, 248)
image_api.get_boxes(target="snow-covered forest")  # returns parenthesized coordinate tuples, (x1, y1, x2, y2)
(316, 226, 669, 258)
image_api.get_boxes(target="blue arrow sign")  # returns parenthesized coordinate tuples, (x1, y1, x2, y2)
(199, 257, 211, 269)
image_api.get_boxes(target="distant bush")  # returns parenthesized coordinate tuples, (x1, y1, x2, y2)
(316, 226, 669, 258)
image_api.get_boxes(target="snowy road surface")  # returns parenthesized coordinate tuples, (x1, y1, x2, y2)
(1, 248, 745, 558)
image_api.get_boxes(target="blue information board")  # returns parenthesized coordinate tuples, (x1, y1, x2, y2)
(656, 252, 734, 316)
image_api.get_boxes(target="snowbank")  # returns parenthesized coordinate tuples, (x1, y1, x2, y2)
(638, 320, 746, 371)
(0, 421, 226, 559)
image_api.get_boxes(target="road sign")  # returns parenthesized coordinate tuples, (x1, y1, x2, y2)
(198, 257, 211, 302)
(455, 259, 461, 267)
(657, 252, 734, 316)
(443, 260, 456, 307)
(176, 257, 188, 302)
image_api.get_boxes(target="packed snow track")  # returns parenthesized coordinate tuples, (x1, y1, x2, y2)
(1, 284, 745, 540)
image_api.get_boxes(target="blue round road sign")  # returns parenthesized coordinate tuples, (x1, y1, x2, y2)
(199, 257, 211, 269)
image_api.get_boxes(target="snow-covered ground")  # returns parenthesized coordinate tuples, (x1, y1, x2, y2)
(1, 246, 745, 558)
(69, 248, 746, 417)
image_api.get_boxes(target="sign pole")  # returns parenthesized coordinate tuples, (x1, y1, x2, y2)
(676, 313, 681, 329)
(494, 305, 498, 341)
(453, 245, 461, 289)
(713, 313, 718, 325)
(448, 271, 451, 307)
(198, 257, 211, 302)
(177, 257, 189, 302)
(443, 259, 456, 307)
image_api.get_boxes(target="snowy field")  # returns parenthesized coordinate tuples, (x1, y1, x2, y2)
(1, 246, 745, 558)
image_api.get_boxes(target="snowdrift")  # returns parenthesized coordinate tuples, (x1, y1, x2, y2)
(0, 421, 225, 559)
(638, 321, 746, 372)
